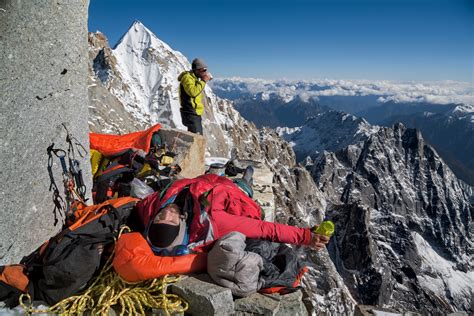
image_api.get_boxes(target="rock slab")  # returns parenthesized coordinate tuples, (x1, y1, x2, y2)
(234, 290, 308, 316)
(169, 275, 234, 315)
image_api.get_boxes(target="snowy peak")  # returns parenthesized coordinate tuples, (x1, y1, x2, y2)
(114, 20, 155, 50)
(452, 104, 474, 114)
(278, 111, 379, 162)
(93, 20, 192, 130)
(114, 20, 181, 62)
(451, 104, 474, 122)
(88, 21, 259, 157)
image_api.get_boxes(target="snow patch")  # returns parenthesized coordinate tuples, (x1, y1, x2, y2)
(412, 232, 473, 299)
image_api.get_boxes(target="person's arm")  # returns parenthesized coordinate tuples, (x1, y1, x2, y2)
(181, 73, 206, 97)
(113, 233, 207, 282)
(210, 210, 313, 246)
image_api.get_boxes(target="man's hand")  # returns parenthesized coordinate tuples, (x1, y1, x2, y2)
(309, 232, 330, 251)
(201, 73, 213, 82)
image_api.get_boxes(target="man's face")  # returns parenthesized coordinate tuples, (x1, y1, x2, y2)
(154, 204, 180, 226)
(196, 68, 207, 77)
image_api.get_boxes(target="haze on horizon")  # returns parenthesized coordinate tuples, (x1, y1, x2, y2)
(89, 0, 473, 82)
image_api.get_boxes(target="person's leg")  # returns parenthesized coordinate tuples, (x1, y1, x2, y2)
(194, 115, 203, 135)
(187, 114, 203, 135)
(181, 111, 192, 131)
(181, 112, 203, 135)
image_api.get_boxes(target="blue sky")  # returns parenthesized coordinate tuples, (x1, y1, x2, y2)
(89, 0, 473, 81)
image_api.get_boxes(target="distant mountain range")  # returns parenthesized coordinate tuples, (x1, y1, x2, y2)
(234, 94, 328, 128)
(211, 78, 474, 186)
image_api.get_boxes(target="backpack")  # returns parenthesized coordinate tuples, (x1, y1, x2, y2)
(21, 196, 139, 305)
(91, 131, 179, 204)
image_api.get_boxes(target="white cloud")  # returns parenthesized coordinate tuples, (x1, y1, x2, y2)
(212, 77, 474, 106)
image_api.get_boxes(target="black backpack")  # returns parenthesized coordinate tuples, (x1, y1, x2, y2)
(21, 197, 139, 305)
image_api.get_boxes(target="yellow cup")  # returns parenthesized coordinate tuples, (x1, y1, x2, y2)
(312, 220, 335, 237)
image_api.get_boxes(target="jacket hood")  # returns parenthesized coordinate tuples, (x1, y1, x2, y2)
(178, 70, 194, 81)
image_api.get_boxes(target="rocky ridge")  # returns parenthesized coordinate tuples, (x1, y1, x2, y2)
(311, 123, 473, 313)
(277, 111, 379, 163)
(381, 104, 474, 186)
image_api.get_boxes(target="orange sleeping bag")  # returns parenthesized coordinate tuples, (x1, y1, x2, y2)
(113, 233, 207, 282)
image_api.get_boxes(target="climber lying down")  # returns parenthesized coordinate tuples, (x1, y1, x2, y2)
(113, 174, 330, 292)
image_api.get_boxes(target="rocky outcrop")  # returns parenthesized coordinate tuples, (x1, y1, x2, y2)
(382, 105, 474, 186)
(312, 123, 473, 313)
(0, 0, 92, 265)
(170, 275, 235, 315)
(158, 128, 205, 178)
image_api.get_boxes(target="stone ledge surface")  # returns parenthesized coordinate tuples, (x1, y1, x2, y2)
(169, 274, 234, 316)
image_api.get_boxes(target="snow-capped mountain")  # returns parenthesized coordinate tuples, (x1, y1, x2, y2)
(212, 76, 474, 187)
(233, 94, 329, 128)
(452, 104, 474, 117)
(312, 123, 473, 313)
(277, 111, 379, 162)
(89, 21, 252, 157)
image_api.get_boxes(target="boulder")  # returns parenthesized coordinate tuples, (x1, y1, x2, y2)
(169, 275, 234, 315)
(159, 128, 205, 178)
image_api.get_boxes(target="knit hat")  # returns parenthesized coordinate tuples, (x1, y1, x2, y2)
(148, 218, 187, 249)
(192, 58, 207, 71)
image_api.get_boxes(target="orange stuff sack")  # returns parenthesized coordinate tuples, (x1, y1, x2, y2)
(0, 265, 29, 308)
(90, 124, 161, 157)
(113, 233, 207, 282)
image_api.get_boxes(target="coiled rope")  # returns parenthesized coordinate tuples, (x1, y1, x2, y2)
(19, 227, 188, 315)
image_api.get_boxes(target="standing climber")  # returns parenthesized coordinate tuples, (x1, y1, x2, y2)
(178, 58, 212, 135)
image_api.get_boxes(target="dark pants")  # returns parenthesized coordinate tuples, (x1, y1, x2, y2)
(181, 111, 203, 135)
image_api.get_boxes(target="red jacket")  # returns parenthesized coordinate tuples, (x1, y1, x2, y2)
(136, 174, 312, 250)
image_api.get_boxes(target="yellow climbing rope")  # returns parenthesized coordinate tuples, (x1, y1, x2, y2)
(19, 227, 188, 316)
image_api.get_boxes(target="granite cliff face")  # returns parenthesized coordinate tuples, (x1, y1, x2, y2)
(0, 0, 92, 265)
(381, 105, 474, 186)
(311, 123, 473, 313)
